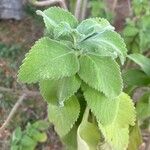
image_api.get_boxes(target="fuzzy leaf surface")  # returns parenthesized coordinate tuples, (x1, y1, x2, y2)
(18, 37, 79, 83)
(77, 18, 114, 37)
(83, 87, 119, 125)
(39, 75, 81, 105)
(78, 55, 122, 98)
(99, 93, 136, 150)
(78, 30, 127, 64)
(48, 96, 80, 137)
(39, 7, 78, 34)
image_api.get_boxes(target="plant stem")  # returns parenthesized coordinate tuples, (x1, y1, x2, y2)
(0, 94, 26, 134)
(82, 106, 89, 122)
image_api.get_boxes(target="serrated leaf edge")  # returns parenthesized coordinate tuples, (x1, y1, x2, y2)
(78, 54, 123, 99)
(47, 96, 80, 137)
(44, 6, 78, 27)
(18, 37, 80, 83)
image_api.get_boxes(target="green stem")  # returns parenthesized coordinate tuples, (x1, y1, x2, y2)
(82, 106, 89, 123)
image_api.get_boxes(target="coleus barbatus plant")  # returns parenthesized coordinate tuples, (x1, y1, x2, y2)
(18, 7, 136, 150)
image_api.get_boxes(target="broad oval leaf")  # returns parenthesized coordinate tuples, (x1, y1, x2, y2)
(38, 7, 78, 34)
(39, 75, 81, 105)
(98, 93, 136, 150)
(48, 96, 80, 137)
(78, 54, 122, 98)
(18, 37, 79, 83)
(128, 53, 150, 77)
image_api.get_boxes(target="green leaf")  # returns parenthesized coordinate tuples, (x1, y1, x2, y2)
(136, 92, 150, 120)
(54, 22, 73, 39)
(11, 145, 19, 150)
(48, 96, 80, 137)
(34, 132, 47, 142)
(18, 37, 79, 83)
(99, 124, 129, 150)
(77, 122, 100, 150)
(78, 54, 122, 98)
(139, 15, 150, 52)
(77, 108, 100, 150)
(83, 87, 119, 125)
(128, 54, 150, 76)
(21, 135, 36, 147)
(128, 122, 142, 150)
(78, 30, 127, 64)
(77, 18, 114, 37)
(32, 120, 49, 130)
(123, 69, 150, 87)
(40, 75, 81, 105)
(37, 7, 78, 34)
(26, 125, 47, 143)
(98, 93, 136, 150)
(12, 127, 22, 144)
(123, 25, 138, 37)
(62, 125, 78, 150)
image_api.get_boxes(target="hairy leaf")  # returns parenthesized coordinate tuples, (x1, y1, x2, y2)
(99, 93, 136, 150)
(54, 22, 73, 39)
(18, 37, 79, 83)
(78, 55, 122, 98)
(83, 87, 119, 125)
(39, 75, 81, 105)
(48, 96, 80, 137)
(128, 54, 150, 76)
(99, 124, 129, 150)
(78, 30, 127, 64)
(77, 18, 114, 37)
(38, 7, 78, 34)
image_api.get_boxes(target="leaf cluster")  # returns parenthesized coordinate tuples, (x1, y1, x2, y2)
(11, 120, 49, 150)
(123, 0, 150, 53)
(18, 7, 136, 150)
